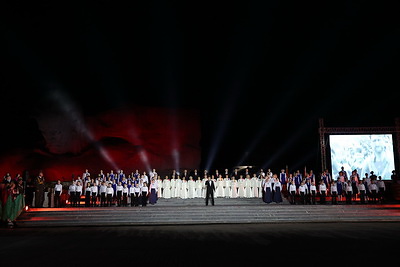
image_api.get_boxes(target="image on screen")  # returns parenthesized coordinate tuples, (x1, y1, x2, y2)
(329, 134, 395, 180)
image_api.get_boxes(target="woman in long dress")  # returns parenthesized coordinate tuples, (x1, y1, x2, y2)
(175, 176, 182, 198)
(170, 176, 176, 198)
(244, 175, 252, 198)
(230, 177, 238, 198)
(250, 174, 258, 198)
(237, 175, 246, 198)
(272, 176, 283, 203)
(187, 176, 196, 199)
(180, 178, 188, 199)
(202, 175, 208, 198)
(162, 176, 171, 199)
(263, 177, 273, 203)
(195, 176, 203, 198)
(149, 178, 158, 205)
(215, 175, 224, 198)
(223, 175, 231, 198)
(156, 175, 163, 199)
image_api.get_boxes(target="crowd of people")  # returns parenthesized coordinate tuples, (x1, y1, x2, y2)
(1, 166, 393, 220)
(49, 166, 392, 207)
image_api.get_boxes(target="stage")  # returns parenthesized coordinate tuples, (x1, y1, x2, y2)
(15, 197, 400, 227)
(2, 198, 400, 266)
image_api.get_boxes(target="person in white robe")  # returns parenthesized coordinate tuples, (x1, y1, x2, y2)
(223, 175, 231, 198)
(237, 175, 246, 198)
(230, 177, 238, 198)
(187, 176, 196, 199)
(162, 176, 171, 199)
(244, 175, 253, 198)
(215, 175, 225, 198)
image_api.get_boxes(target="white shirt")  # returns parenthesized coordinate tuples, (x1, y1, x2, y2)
(68, 184, 76, 194)
(106, 187, 114, 195)
(55, 183, 63, 192)
(299, 185, 308, 193)
(75, 185, 83, 193)
(100, 185, 107, 194)
(319, 184, 327, 192)
(90, 185, 98, 194)
(289, 183, 297, 192)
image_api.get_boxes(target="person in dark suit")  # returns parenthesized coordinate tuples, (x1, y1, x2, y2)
(205, 176, 215, 206)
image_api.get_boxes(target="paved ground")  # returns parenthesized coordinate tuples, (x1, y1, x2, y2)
(1, 222, 399, 266)
(2, 197, 400, 265)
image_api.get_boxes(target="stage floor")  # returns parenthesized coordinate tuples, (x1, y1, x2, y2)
(16, 197, 400, 227)
(1, 222, 400, 266)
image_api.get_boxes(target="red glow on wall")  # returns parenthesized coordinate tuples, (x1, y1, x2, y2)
(0, 106, 201, 181)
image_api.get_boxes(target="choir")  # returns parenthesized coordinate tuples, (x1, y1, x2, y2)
(2, 167, 389, 210)
(59, 167, 389, 206)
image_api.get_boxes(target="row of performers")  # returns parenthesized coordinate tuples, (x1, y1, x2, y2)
(68, 174, 293, 200)
(57, 176, 286, 207)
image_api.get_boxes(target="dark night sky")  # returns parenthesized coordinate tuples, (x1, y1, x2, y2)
(2, 1, 400, 174)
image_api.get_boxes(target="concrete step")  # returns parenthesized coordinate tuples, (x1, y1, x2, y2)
(16, 197, 400, 227)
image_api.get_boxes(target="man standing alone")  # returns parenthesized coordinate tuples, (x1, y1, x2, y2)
(205, 176, 215, 206)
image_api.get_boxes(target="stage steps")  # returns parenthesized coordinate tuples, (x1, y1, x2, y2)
(16, 197, 400, 227)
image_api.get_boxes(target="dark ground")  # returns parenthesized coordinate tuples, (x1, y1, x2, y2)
(1, 222, 399, 266)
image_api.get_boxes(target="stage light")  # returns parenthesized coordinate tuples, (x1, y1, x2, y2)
(205, 87, 241, 170)
(172, 148, 180, 173)
(127, 127, 152, 174)
(50, 89, 119, 170)
(25, 205, 29, 211)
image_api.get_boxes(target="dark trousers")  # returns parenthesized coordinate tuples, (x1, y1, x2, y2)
(133, 193, 140, 206)
(35, 186, 45, 208)
(320, 191, 326, 204)
(289, 191, 296, 204)
(206, 190, 214, 206)
(69, 192, 76, 207)
(311, 190, 316, 204)
(359, 190, 366, 204)
(299, 192, 306, 204)
(75, 192, 82, 207)
(122, 193, 128, 206)
(54, 191, 61, 208)
(116, 191, 122, 206)
(141, 192, 148, 206)
(331, 192, 337, 204)
(85, 192, 91, 207)
(378, 188, 385, 203)
(370, 190, 378, 203)
(346, 191, 352, 204)
(91, 193, 97, 206)
(130, 193, 135, 206)
(100, 192, 106, 206)
(107, 193, 113, 206)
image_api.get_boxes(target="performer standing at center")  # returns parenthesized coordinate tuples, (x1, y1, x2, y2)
(141, 182, 149, 206)
(54, 179, 63, 208)
(90, 182, 98, 207)
(148, 179, 158, 205)
(84, 182, 91, 207)
(205, 175, 215, 206)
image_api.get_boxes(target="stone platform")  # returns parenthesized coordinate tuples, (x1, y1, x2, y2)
(16, 197, 400, 227)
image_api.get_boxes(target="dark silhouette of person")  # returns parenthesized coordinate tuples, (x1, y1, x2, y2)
(35, 171, 45, 208)
(205, 176, 215, 206)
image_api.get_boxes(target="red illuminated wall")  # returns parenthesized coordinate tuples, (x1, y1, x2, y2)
(0, 106, 201, 181)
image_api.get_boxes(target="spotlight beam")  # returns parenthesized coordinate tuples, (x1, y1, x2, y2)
(50, 89, 119, 171)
